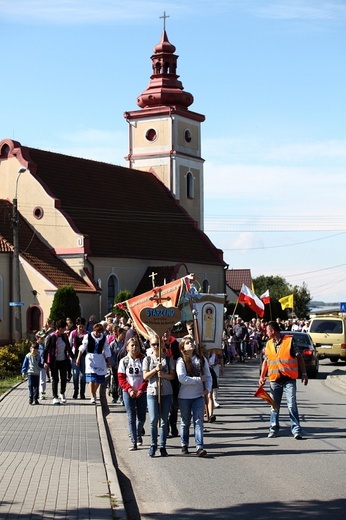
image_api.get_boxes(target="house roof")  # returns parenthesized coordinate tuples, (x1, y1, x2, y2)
(15, 144, 225, 266)
(0, 200, 94, 293)
(133, 264, 189, 296)
(226, 269, 252, 293)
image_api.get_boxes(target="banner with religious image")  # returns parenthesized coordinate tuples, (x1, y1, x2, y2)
(182, 293, 225, 350)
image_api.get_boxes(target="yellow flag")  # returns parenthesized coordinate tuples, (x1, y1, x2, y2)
(279, 294, 294, 310)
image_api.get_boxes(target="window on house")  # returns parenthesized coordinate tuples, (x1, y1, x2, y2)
(107, 275, 119, 312)
(0, 275, 3, 321)
(202, 279, 210, 293)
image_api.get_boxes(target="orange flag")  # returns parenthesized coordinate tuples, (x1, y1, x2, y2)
(254, 385, 278, 410)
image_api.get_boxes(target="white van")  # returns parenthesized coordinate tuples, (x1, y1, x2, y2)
(308, 315, 346, 363)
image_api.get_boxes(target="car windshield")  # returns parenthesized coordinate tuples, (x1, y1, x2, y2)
(280, 332, 313, 349)
(309, 320, 343, 334)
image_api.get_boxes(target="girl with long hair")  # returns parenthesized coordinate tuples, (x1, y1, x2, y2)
(176, 335, 212, 457)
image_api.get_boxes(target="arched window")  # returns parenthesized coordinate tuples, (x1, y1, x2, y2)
(107, 274, 119, 312)
(202, 279, 210, 293)
(187, 171, 194, 199)
(0, 274, 3, 321)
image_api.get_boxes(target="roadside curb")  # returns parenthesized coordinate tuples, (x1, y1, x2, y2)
(325, 372, 346, 395)
(98, 385, 127, 519)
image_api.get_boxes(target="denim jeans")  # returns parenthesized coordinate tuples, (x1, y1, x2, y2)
(179, 396, 205, 450)
(122, 391, 147, 445)
(269, 378, 302, 435)
(51, 359, 68, 398)
(72, 357, 86, 397)
(147, 394, 173, 448)
(28, 374, 39, 401)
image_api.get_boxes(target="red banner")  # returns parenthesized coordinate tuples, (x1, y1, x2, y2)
(124, 278, 184, 339)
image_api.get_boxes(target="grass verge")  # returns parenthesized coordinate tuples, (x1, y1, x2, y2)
(0, 375, 22, 397)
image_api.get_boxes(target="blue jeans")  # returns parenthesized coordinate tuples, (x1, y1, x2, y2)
(28, 374, 39, 401)
(147, 394, 173, 448)
(72, 357, 86, 397)
(122, 391, 147, 445)
(269, 379, 302, 435)
(179, 396, 205, 450)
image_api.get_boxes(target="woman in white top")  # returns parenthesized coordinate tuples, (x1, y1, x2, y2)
(118, 336, 147, 451)
(176, 335, 212, 457)
(77, 323, 111, 404)
(143, 335, 175, 457)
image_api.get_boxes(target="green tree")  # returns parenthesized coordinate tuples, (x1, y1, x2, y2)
(292, 282, 311, 318)
(49, 285, 80, 323)
(113, 290, 132, 319)
(253, 275, 311, 320)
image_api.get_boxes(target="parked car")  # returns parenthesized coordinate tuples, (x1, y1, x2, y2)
(259, 331, 319, 378)
(308, 316, 346, 363)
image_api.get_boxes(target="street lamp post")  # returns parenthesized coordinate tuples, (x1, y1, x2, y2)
(12, 167, 26, 342)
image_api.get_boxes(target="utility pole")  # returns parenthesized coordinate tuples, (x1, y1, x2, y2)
(12, 167, 26, 342)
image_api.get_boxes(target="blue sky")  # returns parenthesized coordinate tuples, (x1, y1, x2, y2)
(1, 0, 346, 303)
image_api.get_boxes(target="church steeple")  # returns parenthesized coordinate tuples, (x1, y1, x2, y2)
(137, 29, 194, 110)
(124, 16, 205, 230)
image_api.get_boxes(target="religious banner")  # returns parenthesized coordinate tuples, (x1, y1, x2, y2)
(140, 304, 181, 340)
(121, 278, 183, 339)
(181, 293, 225, 350)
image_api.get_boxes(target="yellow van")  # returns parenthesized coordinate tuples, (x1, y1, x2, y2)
(308, 316, 346, 363)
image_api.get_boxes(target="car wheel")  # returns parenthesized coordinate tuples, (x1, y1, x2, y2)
(330, 356, 339, 363)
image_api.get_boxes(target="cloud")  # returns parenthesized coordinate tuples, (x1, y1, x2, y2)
(0, 0, 182, 24)
(47, 127, 127, 164)
(252, 0, 346, 21)
(4, 0, 345, 25)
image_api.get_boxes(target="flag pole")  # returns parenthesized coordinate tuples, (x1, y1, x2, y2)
(231, 297, 240, 320)
(185, 275, 209, 421)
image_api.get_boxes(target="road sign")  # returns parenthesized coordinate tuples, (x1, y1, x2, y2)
(340, 302, 346, 313)
(8, 302, 25, 306)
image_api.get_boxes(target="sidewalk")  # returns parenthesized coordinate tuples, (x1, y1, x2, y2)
(0, 380, 126, 520)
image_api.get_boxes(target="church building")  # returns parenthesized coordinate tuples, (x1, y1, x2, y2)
(0, 28, 226, 344)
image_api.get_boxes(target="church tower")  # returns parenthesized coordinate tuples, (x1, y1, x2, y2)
(124, 21, 205, 229)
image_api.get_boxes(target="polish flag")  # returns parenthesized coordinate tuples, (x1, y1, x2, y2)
(260, 290, 270, 305)
(238, 284, 265, 317)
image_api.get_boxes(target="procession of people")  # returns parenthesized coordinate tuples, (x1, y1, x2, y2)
(21, 307, 309, 459)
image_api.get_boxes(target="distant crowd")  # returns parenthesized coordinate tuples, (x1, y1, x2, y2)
(222, 316, 310, 364)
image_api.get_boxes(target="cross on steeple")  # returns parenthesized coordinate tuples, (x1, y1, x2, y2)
(159, 11, 170, 31)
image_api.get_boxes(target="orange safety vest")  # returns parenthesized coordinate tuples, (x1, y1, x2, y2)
(266, 335, 298, 381)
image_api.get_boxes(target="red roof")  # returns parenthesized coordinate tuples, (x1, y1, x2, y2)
(0, 200, 94, 292)
(133, 264, 189, 296)
(22, 145, 224, 266)
(226, 269, 252, 293)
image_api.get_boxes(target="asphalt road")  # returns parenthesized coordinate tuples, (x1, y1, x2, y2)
(105, 358, 346, 520)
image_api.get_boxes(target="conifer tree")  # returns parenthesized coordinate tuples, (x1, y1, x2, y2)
(50, 285, 80, 323)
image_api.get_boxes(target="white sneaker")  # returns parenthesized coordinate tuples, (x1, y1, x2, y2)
(53, 398, 60, 405)
(90, 397, 96, 404)
(214, 402, 220, 408)
(60, 393, 67, 403)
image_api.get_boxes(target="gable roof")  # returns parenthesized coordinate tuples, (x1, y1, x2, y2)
(20, 144, 224, 266)
(226, 269, 252, 293)
(0, 200, 94, 293)
(133, 264, 189, 296)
